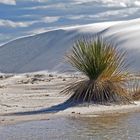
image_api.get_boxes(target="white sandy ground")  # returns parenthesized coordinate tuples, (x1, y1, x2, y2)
(0, 73, 140, 125)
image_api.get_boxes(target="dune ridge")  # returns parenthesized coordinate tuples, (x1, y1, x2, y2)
(0, 18, 140, 73)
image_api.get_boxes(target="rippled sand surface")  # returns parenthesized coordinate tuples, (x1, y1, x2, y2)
(0, 73, 140, 125)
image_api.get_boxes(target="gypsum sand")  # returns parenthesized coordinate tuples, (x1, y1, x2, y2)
(0, 73, 140, 125)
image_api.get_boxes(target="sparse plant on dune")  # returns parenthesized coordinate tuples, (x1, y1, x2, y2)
(61, 37, 133, 104)
(131, 78, 140, 101)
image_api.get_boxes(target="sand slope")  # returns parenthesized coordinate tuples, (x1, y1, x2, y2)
(0, 18, 140, 73)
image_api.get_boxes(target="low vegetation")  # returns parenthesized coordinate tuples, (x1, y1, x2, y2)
(131, 79, 140, 101)
(61, 37, 133, 104)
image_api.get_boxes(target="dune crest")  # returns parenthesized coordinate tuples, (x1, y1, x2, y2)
(0, 18, 140, 73)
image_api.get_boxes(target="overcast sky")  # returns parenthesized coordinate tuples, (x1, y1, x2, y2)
(0, 0, 140, 44)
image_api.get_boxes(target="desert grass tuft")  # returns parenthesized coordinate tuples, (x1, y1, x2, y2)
(131, 78, 140, 101)
(61, 37, 133, 104)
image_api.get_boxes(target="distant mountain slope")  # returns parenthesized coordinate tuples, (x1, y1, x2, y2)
(0, 18, 140, 73)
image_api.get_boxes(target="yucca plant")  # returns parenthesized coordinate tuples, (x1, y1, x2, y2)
(61, 37, 132, 104)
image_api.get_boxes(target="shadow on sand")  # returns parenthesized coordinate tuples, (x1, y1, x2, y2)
(4, 99, 81, 116)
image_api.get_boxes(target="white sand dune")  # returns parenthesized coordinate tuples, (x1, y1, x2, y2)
(0, 18, 140, 73)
